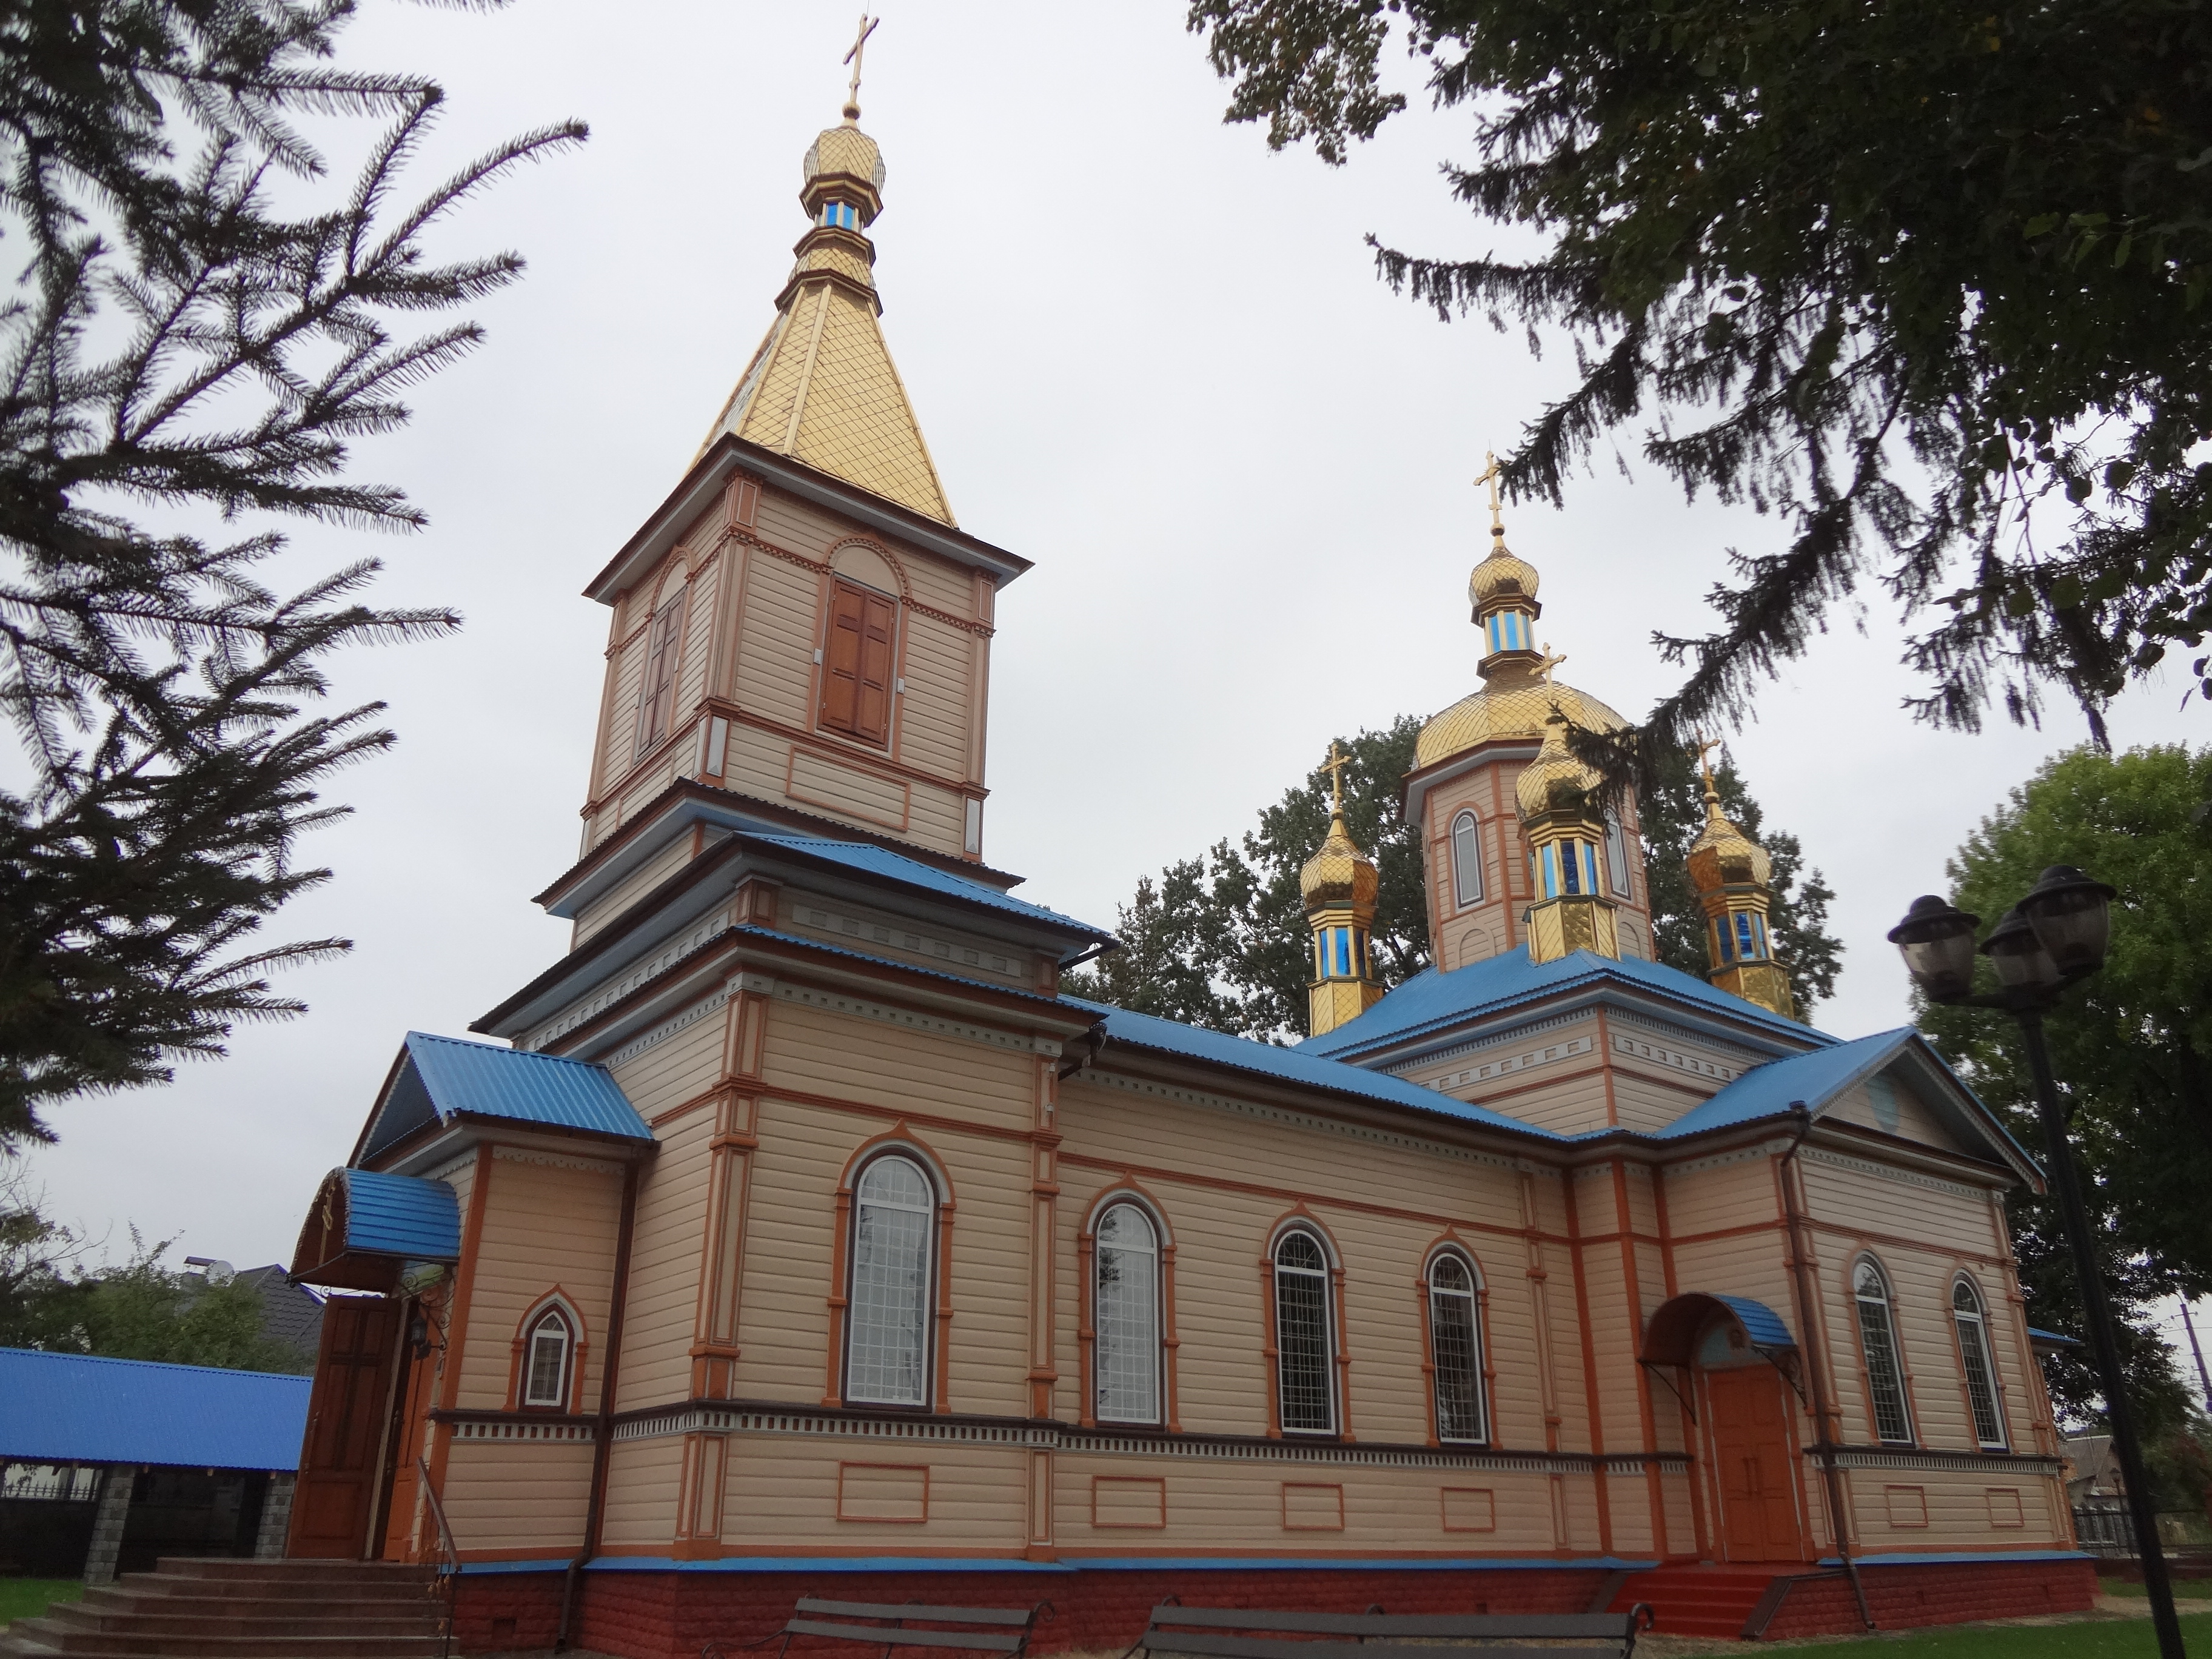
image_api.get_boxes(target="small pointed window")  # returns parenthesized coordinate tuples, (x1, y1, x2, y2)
(1094, 1204, 1162, 1424)
(521, 1309, 573, 1408)
(1272, 1230, 1335, 1434)
(1953, 1278, 2007, 1449)
(1452, 812, 1484, 908)
(1854, 1258, 1914, 1444)
(1427, 1253, 1487, 1444)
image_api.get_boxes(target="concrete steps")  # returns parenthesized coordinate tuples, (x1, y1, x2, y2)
(1609, 1564, 1792, 1639)
(0, 1559, 445, 1659)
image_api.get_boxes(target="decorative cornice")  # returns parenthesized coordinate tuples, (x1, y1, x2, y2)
(1419, 1033, 1596, 1094)
(1798, 1144, 1991, 1202)
(1818, 1447, 2065, 1476)
(492, 1146, 624, 1177)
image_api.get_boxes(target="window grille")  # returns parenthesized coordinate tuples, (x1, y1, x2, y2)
(1094, 1204, 1161, 1424)
(523, 1311, 571, 1407)
(1273, 1230, 1335, 1434)
(846, 1155, 933, 1406)
(1854, 1258, 1914, 1444)
(1428, 1253, 1486, 1443)
(1953, 1278, 2007, 1449)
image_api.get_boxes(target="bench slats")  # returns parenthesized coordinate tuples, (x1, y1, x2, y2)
(794, 1601, 1039, 1628)
(1143, 1611, 1638, 1639)
(1141, 1635, 1621, 1659)
(783, 1621, 1026, 1652)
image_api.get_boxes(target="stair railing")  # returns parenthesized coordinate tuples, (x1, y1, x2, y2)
(418, 1456, 460, 1659)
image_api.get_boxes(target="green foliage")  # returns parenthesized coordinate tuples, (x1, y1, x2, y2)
(1070, 714, 1839, 1034)
(0, 2, 586, 1147)
(1637, 743, 1840, 1017)
(1915, 743, 2212, 1426)
(1189, 0, 2212, 773)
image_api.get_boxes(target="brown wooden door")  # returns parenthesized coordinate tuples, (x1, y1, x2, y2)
(1706, 1366, 1805, 1562)
(378, 1313, 440, 1561)
(287, 1296, 400, 1559)
(820, 580, 895, 742)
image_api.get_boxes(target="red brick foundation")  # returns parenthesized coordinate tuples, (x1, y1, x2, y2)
(450, 1555, 2099, 1656)
(1761, 1557, 2100, 1640)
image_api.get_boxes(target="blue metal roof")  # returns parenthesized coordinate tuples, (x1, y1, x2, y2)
(1653, 1029, 1914, 1139)
(743, 834, 1114, 941)
(1298, 948, 1826, 1061)
(2029, 1327, 2085, 1349)
(394, 1030, 650, 1146)
(0, 1348, 309, 1470)
(339, 1168, 461, 1259)
(1715, 1295, 1797, 1350)
(1067, 998, 1557, 1143)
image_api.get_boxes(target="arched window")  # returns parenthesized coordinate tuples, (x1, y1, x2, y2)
(633, 587, 686, 752)
(521, 1309, 573, 1409)
(845, 1155, 935, 1407)
(1604, 808, 1632, 899)
(1427, 1252, 1487, 1444)
(1451, 812, 1484, 908)
(1273, 1229, 1335, 1434)
(1952, 1277, 2007, 1449)
(1853, 1258, 1914, 1444)
(1094, 1204, 1162, 1424)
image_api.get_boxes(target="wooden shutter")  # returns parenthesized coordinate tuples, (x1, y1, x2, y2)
(820, 580, 896, 743)
(634, 594, 685, 752)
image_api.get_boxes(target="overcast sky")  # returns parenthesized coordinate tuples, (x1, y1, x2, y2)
(18, 1, 2205, 1278)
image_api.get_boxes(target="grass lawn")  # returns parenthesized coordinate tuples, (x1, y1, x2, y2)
(2099, 1577, 2212, 1598)
(1683, 1610, 2212, 1657)
(0, 1579, 82, 1627)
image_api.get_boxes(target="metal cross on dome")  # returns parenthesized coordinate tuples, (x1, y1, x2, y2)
(843, 14, 880, 118)
(1689, 731, 1723, 792)
(1473, 450, 1506, 536)
(1536, 644, 1567, 686)
(1320, 741, 1352, 813)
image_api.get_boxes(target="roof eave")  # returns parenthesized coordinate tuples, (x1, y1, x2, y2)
(583, 434, 1030, 606)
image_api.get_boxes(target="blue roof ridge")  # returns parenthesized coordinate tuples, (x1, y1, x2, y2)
(740, 832, 1115, 939)
(0, 1346, 310, 1383)
(405, 1029, 606, 1070)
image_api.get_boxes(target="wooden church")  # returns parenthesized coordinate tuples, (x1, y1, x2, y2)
(280, 75, 2100, 1657)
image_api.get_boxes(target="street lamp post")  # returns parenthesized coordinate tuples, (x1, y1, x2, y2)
(1889, 866, 2187, 1659)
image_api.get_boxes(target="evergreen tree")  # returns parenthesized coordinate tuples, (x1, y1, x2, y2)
(1188, 0, 2212, 765)
(0, 2, 585, 1146)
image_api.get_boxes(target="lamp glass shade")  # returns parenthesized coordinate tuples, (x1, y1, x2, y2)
(1980, 907, 2063, 996)
(1888, 894, 1980, 1002)
(2018, 864, 2116, 977)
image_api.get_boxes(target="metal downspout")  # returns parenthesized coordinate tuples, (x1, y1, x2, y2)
(557, 1159, 641, 1653)
(1780, 1102, 1874, 1630)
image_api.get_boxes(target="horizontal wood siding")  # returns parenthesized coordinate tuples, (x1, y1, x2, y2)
(442, 1441, 592, 1551)
(895, 612, 973, 782)
(733, 554, 818, 728)
(619, 1109, 715, 1405)
(574, 835, 702, 947)
(716, 1438, 1024, 1549)
(457, 1155, 625, 1412)
(600, 1434, 685, 1547)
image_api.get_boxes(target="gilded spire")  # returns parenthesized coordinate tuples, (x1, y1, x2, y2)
(695, 30, 954, 524)
(1301, 742, 1382, 1036)
(1684, 734, 1794, 1019)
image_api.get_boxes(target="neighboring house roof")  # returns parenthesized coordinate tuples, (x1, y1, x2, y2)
(1298, 948, 1826, 1062)
(2063, 1435, 2121, 1490)
(1067, 998, 1558, 1145)
(0, 1348, 309, 1471)
(232, 1265, 324, 1363)
(358, 1031, 652, 1164)
(741, 834, 1114, 943)
(2029, 1327, 2085, 1350)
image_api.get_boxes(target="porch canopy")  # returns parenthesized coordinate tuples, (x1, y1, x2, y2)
(290, 1167, 460, 1293)
(1641, 1291, 1797, 1366)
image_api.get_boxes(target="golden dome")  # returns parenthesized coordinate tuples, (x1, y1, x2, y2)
(1300, 810, 1378, 911)
(1515, 714, 1605, 821)
(1415, 660, 1627, 771)
(1687, 794, 1772, 892)
(1469, 545, 1541, 612)
(804, 122, 887, 191)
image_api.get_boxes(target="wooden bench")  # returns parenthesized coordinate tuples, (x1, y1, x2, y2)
(1124, 1601, 1655, 1659)
(714, 1597, 1053, 1659)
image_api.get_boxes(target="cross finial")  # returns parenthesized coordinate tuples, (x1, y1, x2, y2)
(1473, 449, 1506, 539)
(842, 13, 879, 121)
(1536, 643, 1567, 686)
(1689, 731, 1723, 800)
(1320, 741, 1352, 816)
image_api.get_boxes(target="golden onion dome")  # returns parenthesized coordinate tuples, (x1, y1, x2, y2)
(1687, 793, 1772, 893)
(1415, 659, 1627, 771)
(1469, 544, 1541, 612)
(1299, 810, 1379, 911)
(1515, 714, 1606, 821)
(805, 122, 887, 191)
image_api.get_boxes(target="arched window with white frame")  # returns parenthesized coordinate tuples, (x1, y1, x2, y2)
(845, 1153, 936, 1407)
(1093, 1202, 1162, 1424)
(1273, 1228, 1336, 1435)
(1603, 806, 1632, 899)
(1952, 1276, 2007, 1449)
(1853, 1256, 1914, 1445)
(521, 1307, 574, 1409)
(1451, 811, 1484, 908)
(1427, 1250, 1487, 1444)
